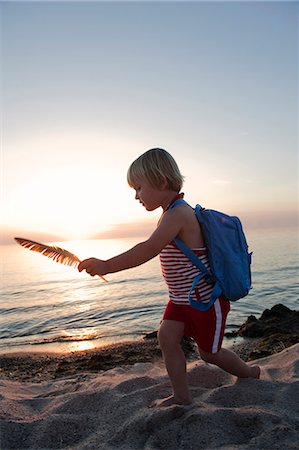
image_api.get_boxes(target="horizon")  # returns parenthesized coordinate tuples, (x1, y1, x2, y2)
(1, 208, 298, 245)
(2, 2, 298, 242)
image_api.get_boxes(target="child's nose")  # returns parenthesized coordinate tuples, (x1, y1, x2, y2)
(135, 192, 139, 200)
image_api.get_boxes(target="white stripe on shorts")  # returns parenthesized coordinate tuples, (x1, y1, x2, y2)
(212, 299, 222, 353)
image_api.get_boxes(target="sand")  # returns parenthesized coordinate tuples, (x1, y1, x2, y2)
(0, 343, 298, 450)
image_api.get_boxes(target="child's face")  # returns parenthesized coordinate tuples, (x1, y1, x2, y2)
(133, 178, 164, 211)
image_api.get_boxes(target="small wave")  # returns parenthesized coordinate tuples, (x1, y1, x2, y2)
(0, 304, 53, 315)
(35, 333, 102, 345)
(0, 332, 103, 350)
(271, 265, 299, 273)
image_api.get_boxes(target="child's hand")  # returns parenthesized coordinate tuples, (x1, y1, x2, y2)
(78, 258, 108, 277)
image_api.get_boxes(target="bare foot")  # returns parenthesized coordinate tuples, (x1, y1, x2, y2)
(150, 395, 192, 408)
(250, 365, 261, 379)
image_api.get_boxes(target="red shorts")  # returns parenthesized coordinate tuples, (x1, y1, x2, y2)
(162, 296, 230, 354)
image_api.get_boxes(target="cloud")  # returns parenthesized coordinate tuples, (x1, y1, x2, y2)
(91, 220, 157, 240)
(0, 227, 66, 245)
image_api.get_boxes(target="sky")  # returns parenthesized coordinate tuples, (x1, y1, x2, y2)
(1, 1, 298, 243)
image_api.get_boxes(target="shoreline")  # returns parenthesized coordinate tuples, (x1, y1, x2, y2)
(0, 338, 162, 382)
(0, 335, 288, 384)
(0, 335, 200, 383)
(1, 303, 298, 383)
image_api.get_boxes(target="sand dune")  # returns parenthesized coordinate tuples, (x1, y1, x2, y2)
(0, 343, 298, 449)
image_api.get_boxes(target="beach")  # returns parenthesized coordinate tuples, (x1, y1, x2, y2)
(0, 345, 298, 449)
(1, 305, 299, 450)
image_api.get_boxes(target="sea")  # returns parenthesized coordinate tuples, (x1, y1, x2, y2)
(1, 227, 298, 354)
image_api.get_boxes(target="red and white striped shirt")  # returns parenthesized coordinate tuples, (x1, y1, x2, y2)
(160, 242, 214, 306)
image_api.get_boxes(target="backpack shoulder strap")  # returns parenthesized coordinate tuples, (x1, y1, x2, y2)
(169, 198, 189, 208)
(169, 199, 223, 311)
(169, 200, 212, 281)
(174, 237, 210, 278)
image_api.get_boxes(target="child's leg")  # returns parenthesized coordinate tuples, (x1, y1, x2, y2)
(152, 319, 192, 407)
(199, 347, 260, 379)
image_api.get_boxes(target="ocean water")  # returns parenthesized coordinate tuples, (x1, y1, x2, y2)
(1, 228, 298, 354)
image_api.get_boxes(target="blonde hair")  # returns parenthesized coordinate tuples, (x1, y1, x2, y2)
(127, 148, 184, 192)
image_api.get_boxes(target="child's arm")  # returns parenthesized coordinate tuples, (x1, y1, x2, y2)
(78, 206, 187, 277)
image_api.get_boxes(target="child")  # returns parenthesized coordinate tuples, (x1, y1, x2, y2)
(78, 148, 260, 407)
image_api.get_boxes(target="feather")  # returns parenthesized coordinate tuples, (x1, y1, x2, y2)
(14, 237, 107, 282)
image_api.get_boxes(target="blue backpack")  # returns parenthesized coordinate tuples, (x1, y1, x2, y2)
(170, 199, 252, 311)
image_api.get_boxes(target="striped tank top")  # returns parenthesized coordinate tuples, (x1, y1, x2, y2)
(160, 242, 214, 306)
